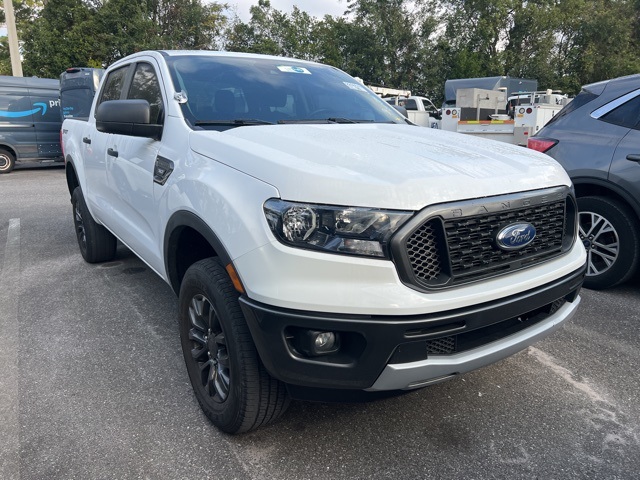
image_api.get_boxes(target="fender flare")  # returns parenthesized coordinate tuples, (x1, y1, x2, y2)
(164, 210, 232, 294)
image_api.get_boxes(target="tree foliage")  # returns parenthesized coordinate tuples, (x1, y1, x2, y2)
(2, 0, 639, 102)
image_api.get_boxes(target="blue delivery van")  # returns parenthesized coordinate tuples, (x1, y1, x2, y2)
(60, 67, 105, 120)
(0, 75, 63, 173)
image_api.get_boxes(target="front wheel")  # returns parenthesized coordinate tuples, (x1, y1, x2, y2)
(179, 258, 290, 434)
(578, 196, 640, 289)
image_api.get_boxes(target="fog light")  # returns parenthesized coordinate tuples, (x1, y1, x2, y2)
(315, 332, 336, 350)
(296, 330, 340, 357)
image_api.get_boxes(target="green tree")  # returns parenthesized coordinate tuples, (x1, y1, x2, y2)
(225, 0, 321, 59)
(20, 0, 228, 78)
(21, 0, 97, 78)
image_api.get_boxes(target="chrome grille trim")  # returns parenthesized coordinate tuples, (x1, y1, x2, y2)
(391, 186, 577, 291)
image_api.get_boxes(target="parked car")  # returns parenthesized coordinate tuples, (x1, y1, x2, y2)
(62, 50, 585, 433)
(0, 76, 63, 173)
(529, 74, 640, 289)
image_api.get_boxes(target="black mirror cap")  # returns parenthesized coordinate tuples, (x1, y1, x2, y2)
(392, 105, 408, 117)
(96, 99, 162, 140)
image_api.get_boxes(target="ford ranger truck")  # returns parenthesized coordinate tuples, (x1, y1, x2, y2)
(61, 51, 587, 434)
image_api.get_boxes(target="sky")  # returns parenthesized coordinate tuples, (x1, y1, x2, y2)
(227, 0, 349, 21)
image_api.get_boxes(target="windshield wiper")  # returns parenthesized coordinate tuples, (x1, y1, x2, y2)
(278, 117, 368, 124)
(195, 118, 275, 126)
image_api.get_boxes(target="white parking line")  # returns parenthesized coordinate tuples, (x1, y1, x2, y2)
(0, 218, 20, 479)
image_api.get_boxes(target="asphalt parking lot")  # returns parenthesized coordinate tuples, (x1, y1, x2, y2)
(1, 166, 639, 479)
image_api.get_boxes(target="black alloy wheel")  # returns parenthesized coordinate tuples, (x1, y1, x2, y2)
(187, 293, 231, 402)
(179, 258, 290, 434)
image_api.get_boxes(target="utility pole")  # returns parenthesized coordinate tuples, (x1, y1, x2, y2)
(3, 0, 23, 77)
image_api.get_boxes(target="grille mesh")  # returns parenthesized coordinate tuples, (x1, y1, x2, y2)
(403, 199, 567, 289)
(406, 221, 441, 282)
(425, 336, 456, 355)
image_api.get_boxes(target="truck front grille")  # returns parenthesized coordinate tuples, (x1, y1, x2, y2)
(392, 187, 577, 291)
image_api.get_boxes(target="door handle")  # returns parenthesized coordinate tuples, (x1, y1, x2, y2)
(626, 154, 640, 163)
(82, 137, 91, 145)
(107, 148, 118, 158)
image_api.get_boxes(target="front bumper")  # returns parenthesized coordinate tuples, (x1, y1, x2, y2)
(239, 265, 585, 392)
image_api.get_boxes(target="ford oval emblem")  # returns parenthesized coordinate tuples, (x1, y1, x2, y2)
(496, 223, 536, 251)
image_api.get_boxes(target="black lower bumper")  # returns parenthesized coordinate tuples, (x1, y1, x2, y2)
(239, 265, 585, 393)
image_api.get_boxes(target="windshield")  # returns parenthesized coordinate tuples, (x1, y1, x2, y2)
(165, 55, 407, 129)
(60, 88, 95, 119)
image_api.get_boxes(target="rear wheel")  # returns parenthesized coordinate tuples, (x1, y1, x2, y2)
(179, 258, 290, 434)
(0, 148, 16, 173)
(578, 196, 640, 289)
(71, 187, 117, 263)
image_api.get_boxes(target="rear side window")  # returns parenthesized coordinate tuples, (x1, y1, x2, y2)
(598, 94, 640, 130)
(403, 99, 418, 111)
(544, 90, 598, 127)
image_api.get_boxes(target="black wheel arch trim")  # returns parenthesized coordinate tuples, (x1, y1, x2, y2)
(164, 210, 232, 295)
(572, 177, 640, 220)
(65, 157, 80, 197)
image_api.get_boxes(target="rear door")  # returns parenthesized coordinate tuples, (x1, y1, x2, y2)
(84, 64, 132, 224)
(599, 90, 640, 202)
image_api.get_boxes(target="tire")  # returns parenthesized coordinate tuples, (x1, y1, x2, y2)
(71, 187, 117, 263)
(179, 258, 290, 434)
(0, 148, 16, 174)
(578, 196, 640, 290)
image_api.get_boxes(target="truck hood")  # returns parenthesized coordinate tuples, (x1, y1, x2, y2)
(189, 124, 570, 210)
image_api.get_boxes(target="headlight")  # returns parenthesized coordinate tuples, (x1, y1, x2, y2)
(264, 199, 413, 258)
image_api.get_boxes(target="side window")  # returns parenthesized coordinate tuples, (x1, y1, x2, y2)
(98, 66, 129, 106)
(0, 86, 34, 122)
(599, 94, 640, 130)
(404, 99, 418, 111)
(128, 63, 164, 125)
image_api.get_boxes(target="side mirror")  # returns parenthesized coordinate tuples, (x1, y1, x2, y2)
(392, 105, 408, 118)
(96, 99, 162, 140)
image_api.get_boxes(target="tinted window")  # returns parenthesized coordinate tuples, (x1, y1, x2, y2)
(403, 99, 417, 111)
(61, 88, 95, 119)
(599, 94, 640, 130)
(99, 66, 128, 104)
(544, 90, 598, 127)
(0, 86, 34, 122)
(165, 55, 405, 128)
(128, 63, 164, 124)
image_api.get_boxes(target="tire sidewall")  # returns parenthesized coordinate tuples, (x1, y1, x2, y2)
(578, 196, 640, 289)
(178, 260, 251, 432)
(71, 188, 89, 259)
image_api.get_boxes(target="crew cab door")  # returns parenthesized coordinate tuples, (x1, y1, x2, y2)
(104, 60, 167, 273)
(605, 93, 640, 205)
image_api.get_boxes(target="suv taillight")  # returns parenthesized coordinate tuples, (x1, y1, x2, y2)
(527, 138, 557, 153)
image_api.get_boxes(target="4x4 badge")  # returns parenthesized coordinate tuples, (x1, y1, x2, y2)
(496, 223, 536, 250)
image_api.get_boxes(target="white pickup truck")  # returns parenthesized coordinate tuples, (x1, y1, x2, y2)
(61, 50, 586, 434)
(384, 95, 442, 128)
